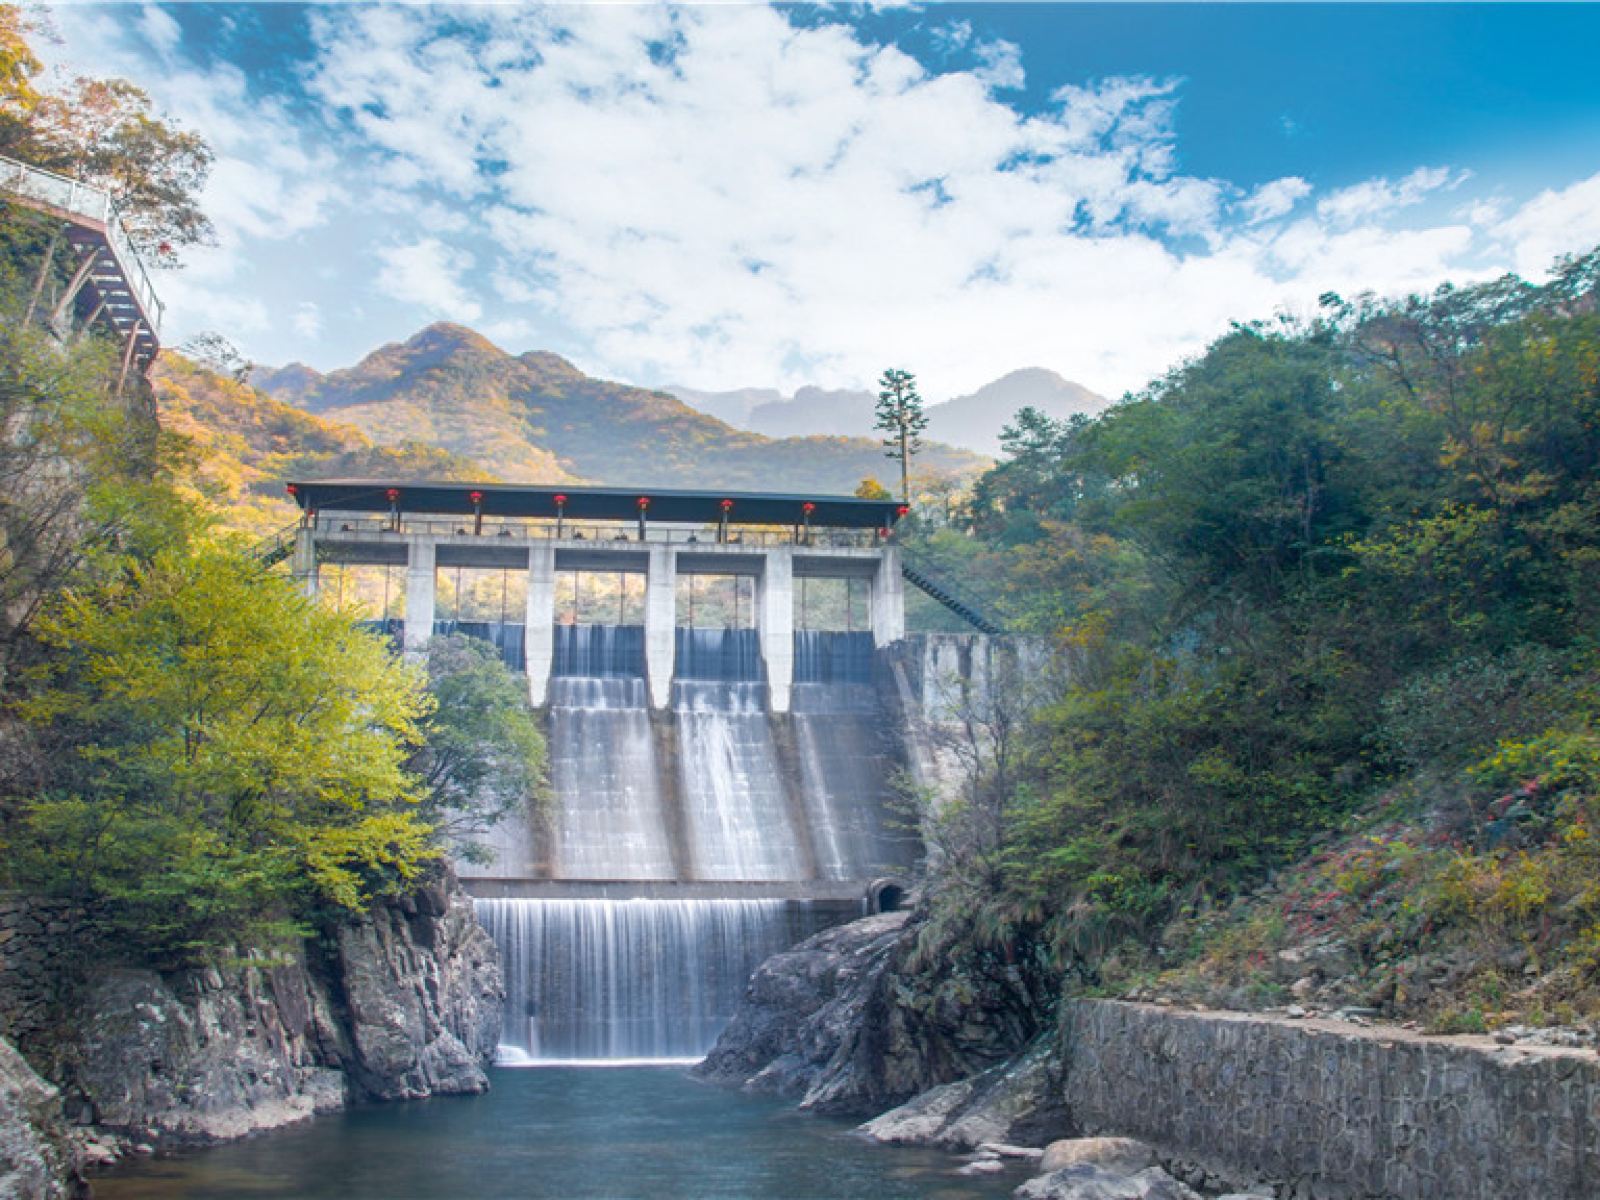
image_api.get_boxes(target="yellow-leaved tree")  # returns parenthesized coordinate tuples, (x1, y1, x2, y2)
(9, 543, 438, 962)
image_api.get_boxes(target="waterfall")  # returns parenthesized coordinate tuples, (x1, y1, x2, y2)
(791, 632, 914, 881)
(476, 897, 803, 1062)
(674, 676, 808, 882)
(546, 624, 673, 879)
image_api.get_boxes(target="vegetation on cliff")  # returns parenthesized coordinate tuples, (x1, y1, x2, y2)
(904, 246, 1600, 1029)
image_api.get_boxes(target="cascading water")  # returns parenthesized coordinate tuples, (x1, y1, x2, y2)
(548, 624, 674, 879)
(792, 631, 915, 881)
(674, 628, 808, 881)
(476, 897, 805, 1061)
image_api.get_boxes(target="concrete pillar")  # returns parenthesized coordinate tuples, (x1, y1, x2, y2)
(645, 545, 676, 709)
(525, 542, 556, 706)
(760, 547, 794, 713)
(872, 545, 906, 648)
(403, 538, 436, 659)
(290, 526, 318, 599)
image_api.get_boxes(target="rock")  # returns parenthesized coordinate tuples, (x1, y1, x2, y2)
(1039, 1137, 1157, 1176)
(1285, 1005, 1307, 1019)
(52, 869, 501, 1147)
(1016, 1164, 1201, 1200)
(860, 1032, 1067, 1150)
(959, 1158, 1007, 1175)
(980, 1142, 1046, 1161)
(1493, 1031, 1516, 1046)
(0, 1037, 80, 1200)
(698, 909, 1052, 1118)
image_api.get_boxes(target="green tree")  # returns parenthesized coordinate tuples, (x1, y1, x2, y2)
(0, 5, 42, 153)
(411, 634, 546, 862)
(5, 545, 437, 961)
(874, 368, 928, 502)
(854, 476, 892, 501)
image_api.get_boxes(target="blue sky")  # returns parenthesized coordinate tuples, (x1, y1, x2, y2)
(44, 3, 1600, 401)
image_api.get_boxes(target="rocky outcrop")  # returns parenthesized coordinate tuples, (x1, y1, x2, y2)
(696, 908, 1050, 1117)
(333, 873, 502, 1101)
(860, 1032, 1067, 1150)
(2, 870, 502, 1158)
(0, 1037, 79, 1200)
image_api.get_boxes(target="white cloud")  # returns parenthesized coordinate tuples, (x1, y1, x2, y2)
(1495, 171, 1600, 280)
(1242, 177, 1311, 224)
(376, 239, 482, 322)
(1316, 166, 1466, 226)
(292, 302, 323, 341)
(42, 5, 1600, 394)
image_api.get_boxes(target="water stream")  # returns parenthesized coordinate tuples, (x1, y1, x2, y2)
(93, 1067, 1019, 1200)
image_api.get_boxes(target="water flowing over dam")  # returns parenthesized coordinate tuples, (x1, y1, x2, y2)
(283, 482, 1000, 1063)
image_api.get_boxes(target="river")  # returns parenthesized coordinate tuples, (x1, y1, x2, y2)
(93, 1065, 1020, 1200)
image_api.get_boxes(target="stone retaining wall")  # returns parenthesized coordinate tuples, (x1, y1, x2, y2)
(1060, 1000, 1600, 1200)
(0, 898, 85, 1047)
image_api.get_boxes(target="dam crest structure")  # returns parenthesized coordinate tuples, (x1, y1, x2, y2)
(283, 480, 999, 1063)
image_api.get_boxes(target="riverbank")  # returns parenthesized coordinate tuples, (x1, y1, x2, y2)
(704, 911, 1600, 1200)
(0, 870, 502, 1196)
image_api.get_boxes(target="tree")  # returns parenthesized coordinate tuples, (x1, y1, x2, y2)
(180, 331, 252, 384)
(874, 368, 928, 503)
(410, 634, 546, 862)
(23, 76, 214, 260)
(854, 476, 892, 501)
(5, 545, 437, 961)
(0, 5, 42, 153)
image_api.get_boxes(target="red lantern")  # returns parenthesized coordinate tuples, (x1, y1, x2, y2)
(285, 483, 298, 496)
(386, 488, 401, 503)
(802, 501, 816, 515)
(720, 499, 734, 511)
(896, 504, 910, 517)
(468, 491, 484, 505)
(637, 496, 651, 509)
(553, 494, 567, 506)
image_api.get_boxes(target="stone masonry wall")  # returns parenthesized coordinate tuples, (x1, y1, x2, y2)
(1060, 1000, 1600, 1200)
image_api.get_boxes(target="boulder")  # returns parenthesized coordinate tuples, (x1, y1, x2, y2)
(1040, 1137, 1158, 1175)
(861, 1032, 1067, 1150)
(0, 1037, 79, 1199)
(1016, 1164, 1201, 1200)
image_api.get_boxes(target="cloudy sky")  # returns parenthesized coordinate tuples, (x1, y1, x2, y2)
(41, 2, 1600, 401)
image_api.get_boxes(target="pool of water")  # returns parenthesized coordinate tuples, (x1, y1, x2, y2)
(93, 1066, 1022, 1200)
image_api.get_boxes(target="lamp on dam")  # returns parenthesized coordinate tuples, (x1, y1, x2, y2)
(386, 487, 402, 532)
(637, 495, 650, 540)
(469, 490, 484, 536)
(800, 500, 816, 544)
(719, 497, 733, 544)
(554, 493, 567, 538)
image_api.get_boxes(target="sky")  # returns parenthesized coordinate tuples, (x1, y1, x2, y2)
(38, 2, 1600, 402)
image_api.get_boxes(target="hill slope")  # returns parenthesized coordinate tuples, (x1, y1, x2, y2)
(154, 355, 495, 537)
(256, 325, 986, 492)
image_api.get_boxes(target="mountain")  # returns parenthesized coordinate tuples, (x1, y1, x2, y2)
(925, 368, 1106, 457)
(253, 324, 987, 492)
(155, 354, 495, 537)
(248, 361, 325, 408)
(669, 368, 1107, 457)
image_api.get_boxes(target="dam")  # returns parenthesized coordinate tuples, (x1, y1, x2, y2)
(283, 481, 988, 1062)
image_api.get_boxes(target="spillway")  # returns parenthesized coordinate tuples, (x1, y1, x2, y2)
(467, 626, 925, 1062)
(476, 896, 811, 1061)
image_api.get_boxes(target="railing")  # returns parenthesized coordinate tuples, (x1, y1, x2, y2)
(0, 153, 164, 333)
(899, 549, 1006, 636)
(310, 514, 888, 550)
(250, 520, 302, 568)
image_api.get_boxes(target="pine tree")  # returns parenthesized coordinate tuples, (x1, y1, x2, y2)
(874, 368, 927, 503)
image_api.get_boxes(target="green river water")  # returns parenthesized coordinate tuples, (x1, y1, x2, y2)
(93, 1065, 1022, 1200)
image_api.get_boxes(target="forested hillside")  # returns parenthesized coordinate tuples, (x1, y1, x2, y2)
(255, 323, 987, 492)
(906, 247, 1600, 1032)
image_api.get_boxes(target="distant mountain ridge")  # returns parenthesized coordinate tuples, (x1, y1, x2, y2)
(250, 324, 986, 493)
(669, 368, 1107, 457)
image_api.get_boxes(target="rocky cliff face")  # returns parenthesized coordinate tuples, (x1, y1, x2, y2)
(696, 909, 1050, 1117)
(0, 1038, 80, 1200)
(1, 870, 502, 1169)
